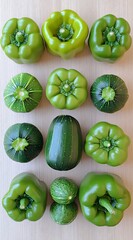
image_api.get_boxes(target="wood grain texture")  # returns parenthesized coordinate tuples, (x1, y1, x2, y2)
(0, 1, 133, 239)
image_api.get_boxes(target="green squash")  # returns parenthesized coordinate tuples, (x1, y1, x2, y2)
(4, 123, 43, 163)
(44, 115, 83, 171)
(90, 74, 129, 113)
(50, 177, 78, 204)
(50, 202, 78, 225)
(4, 73, 43, 112)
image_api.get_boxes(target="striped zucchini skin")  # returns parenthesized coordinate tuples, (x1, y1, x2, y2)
(50, 202, 78, 225)
(4, 73, 43, 112)
(44, 115, 83, 171)
(50, 177, 78, 204)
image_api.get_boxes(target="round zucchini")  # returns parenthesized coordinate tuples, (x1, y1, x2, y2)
(50, 202, 78, 225)
(90, 74, 129, 113)
(4, 123, 43, 162)
(50, 177, 78, 204)
(4, 73, 43, 112)
(44, 115, 83, 171)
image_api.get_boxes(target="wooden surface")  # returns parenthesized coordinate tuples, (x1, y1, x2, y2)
(0, 1, 133, 239)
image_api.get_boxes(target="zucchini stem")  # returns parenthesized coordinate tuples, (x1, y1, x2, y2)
(102, 86, 115, 102)
(12, 138, 29, 151)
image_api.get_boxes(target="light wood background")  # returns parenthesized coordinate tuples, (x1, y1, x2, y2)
(0, 1, 133, 240)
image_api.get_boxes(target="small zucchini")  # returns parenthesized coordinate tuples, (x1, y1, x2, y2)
(50, 202, 78, 225)
(4, 123, 43, 163)
(90, 74, 129, 113)
(50, 177, 78, 204)
(4, 73, 43, 112)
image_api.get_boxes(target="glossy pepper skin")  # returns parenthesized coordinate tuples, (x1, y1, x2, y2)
(1, 17, 44, 63)
(85, 121, 130, 166)
(42, 9, 89, 59)
(46, 68, 88, 109)
(79, 172, 131, 226)
(89, 14, 132, 62)
(2, 173, 47, 221)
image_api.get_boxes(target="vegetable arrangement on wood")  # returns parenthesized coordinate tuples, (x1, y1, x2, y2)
(1, 9, 132, 226)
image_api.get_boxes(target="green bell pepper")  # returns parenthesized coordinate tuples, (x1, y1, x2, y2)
(89, 14, 132, 62)
(46, 68, 88, 109)
(79, 172, 131, 226)
(0, 17, 44, 63)
(85, 121, 130, 166)
(42, 9, 89, 59)
(2, 172, 47, 221)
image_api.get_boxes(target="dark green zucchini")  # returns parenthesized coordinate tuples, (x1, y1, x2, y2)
(4, 123, 43, 163)
(44, 115, 83, 171)
(90, 74, 129, 113)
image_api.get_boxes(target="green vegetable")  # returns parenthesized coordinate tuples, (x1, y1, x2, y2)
(89, 14, 132, 62)
(1, 17, 44, 63)
(85, 121, 130, 166)
(79, 172, 131, 226)
(90, 74, 129, 113)
(50, 202, 78, 225)
(42, 9, 89, 59)
(4, 123, 43, 163)
(4, 73, 43, 113)
(45, 115, 83, 170)
(2, 172, 47, 221)
(46, 68, 88, 109)
(50, 177, 78, 204)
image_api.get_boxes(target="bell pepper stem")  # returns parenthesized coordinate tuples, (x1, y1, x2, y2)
(57, 23, 74, 41)
(63, 84, 71, 93)
(15, 32, 25, 43)
(107, 31, 116, 42)
(99, 197, 116, 214)
(19, 198, 29, 210)
(103, 140, 111, 148)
